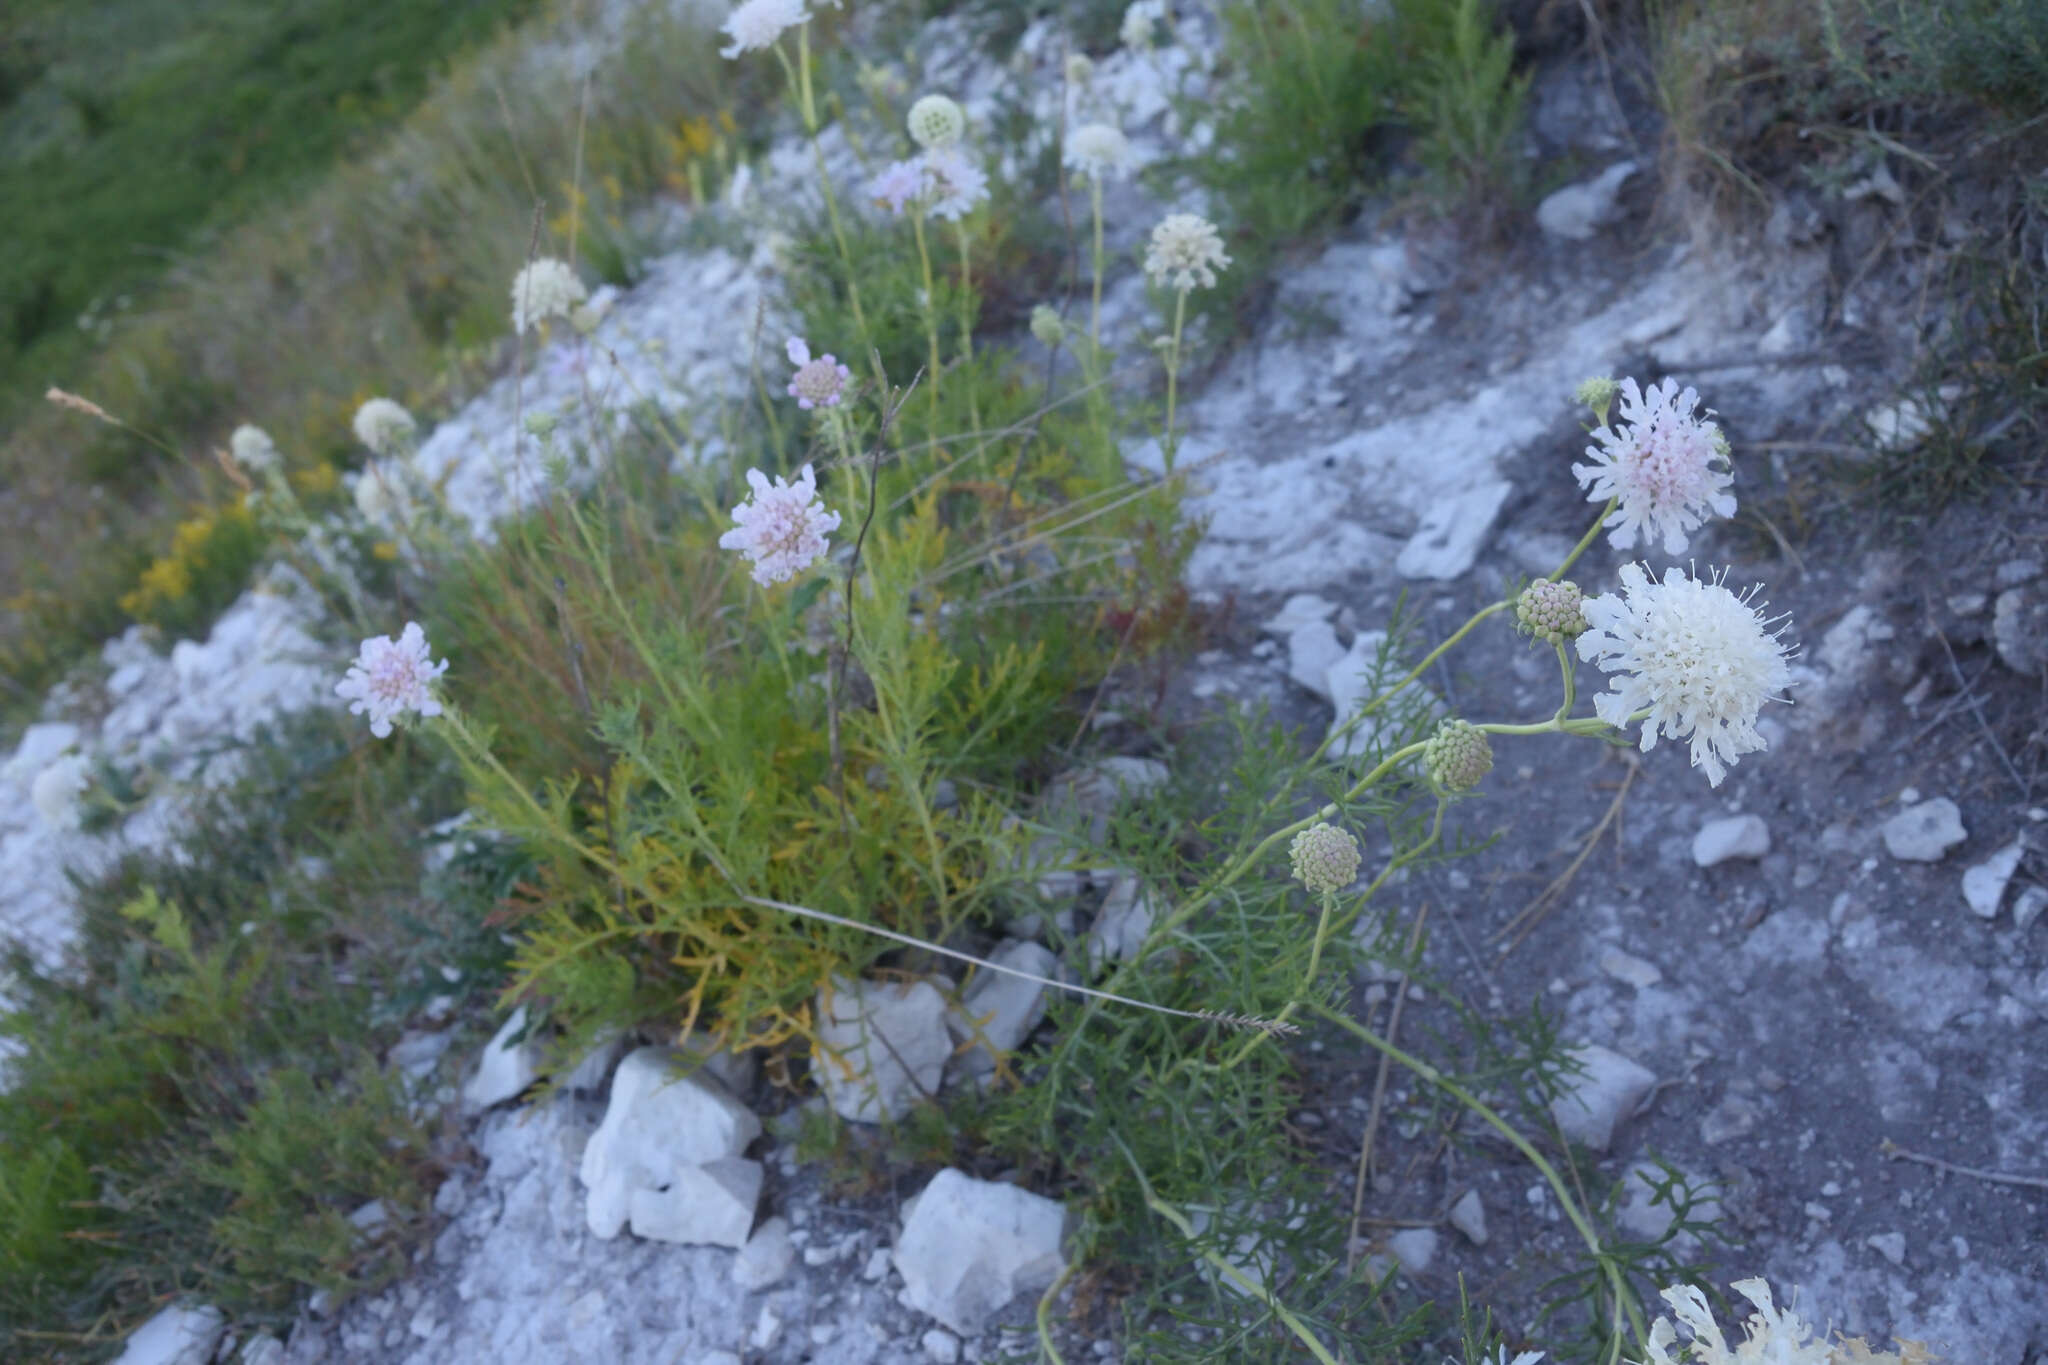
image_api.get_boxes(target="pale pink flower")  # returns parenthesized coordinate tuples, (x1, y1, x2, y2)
(1573, 376, 1736, 555)
(337, 622, 448, 738)
(1577, 563, 1795, 788)
(786, 337, 852, 409)
(923, 147, 988, 221)
(719, 464, 842, 586)
(720, 0, 808, 58)
(868, 158, 924, 213)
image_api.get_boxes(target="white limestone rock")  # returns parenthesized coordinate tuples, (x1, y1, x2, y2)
(815, 975, 953, 1123)
(1084, 873, 1156, 972)
(112, 1303, 225, 1365)
(1536, 161, 1638, 241)
(947, 939, 1056, 1082)
(1285, 620, 1346, 702)
(1963, 838, 2027, 919)
(894, 1168, 1067, 1334)
(1882, 798, 1968, 862)
(579, 1046, 762, 1240)
(1693, 814, 1772, 867)
(733, 1215, 797, 1290)
(1448, 1189, 1488, 1246)
(2014, 885, 2048, 933)
(1394, 478, 1512, 581)
(627, 1155, 762, 1248)
(1549, 1044, 1656, 1152)
(1261, 593, 1339, 637)
(462, 1005, 544, 1112)
(1387, 1227, 1438, 1275)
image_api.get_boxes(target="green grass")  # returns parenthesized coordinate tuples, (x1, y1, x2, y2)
(0, 0, 541, 402)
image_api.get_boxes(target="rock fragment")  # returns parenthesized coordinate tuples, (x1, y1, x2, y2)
(815, 975, 953, 1123)
(1693, 814, 1772, 867)
(1881, 798, 1967, 862)
(1962, 838, 2026, 919)
(1549, 1044, 1656, 1152)
(894, 1169, 1067, 1334)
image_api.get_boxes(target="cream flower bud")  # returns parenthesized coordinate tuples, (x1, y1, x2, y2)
(1289, 822, 1361, 895)
(1423, 719, 1493, 793)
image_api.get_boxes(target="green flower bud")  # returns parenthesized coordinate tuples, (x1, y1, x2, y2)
(1423, 719, 1493, 794)
(1516, 578, 1589, 645)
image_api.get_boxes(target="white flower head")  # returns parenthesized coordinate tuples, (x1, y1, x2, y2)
(720, 0, 809, 58)
(923, 147, 989, 221)
(1145, 212, 1230, 291)
(1573, 376, 1736, 556)
(31, 753, 92, 832)
(352, 398, 418, 457)
(1065, 122, 1133, 181)
(337, 623, 447, 738)
(511, 257, 589, 335)
(719, 463, 842, 586)
(354, 464, 414, 529)
(786, 336, 852, 409)
(1121, 0, 1168, 50)
(1065, 53, 1095, 87)
(228, 424, 281, 476)
(1576, 563, 1796, 788)
(907, 93, 966, 149)
(1632, 1278, 1835, 1365)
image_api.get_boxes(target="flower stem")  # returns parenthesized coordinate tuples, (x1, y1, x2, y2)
(1552, 495, 1618, 582)
(911, 211, 942, 430)
(1163, 286, 1188, 473)
(783, 30, 879, 389)
(1088, 174, 1105, 348)
(953, 216, 980, 437)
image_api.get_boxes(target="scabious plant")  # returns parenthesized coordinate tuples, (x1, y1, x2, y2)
(31, 754, 92, 832)
(510, 257, 589, 335)
(719, 0, 810, 58)
(786, 337, 852, 410)
(352, 398, 418, 457)
(1631, 1278, 1936, 1365)
(1030, 305, 1066, 349)
(229, 424, 282, 477)
(336, 622, 447, 739)
(1577, 562, 1796, 787)
(1573, 376, 1736, 556)
(1066, 122, 1134, 181)
(719, 464, 842, 586)
(1122, 0, 1168, 50)
(1145, 212, 1231, 292)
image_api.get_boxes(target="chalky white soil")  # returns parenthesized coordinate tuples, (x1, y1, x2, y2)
(8, 3, 2045, 1363)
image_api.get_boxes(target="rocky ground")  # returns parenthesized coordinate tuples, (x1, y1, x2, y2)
(9, 3, 2046, 1363)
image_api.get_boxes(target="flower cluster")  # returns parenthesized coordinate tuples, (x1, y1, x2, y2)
(1632, 1278, 1935, 1365)
(1065, 122, 1134, 181)
(1577, 563, 1796, 788)
(720, 464, 842, 586)
(228, 424, 281, 477)
(907, 93, 966, 149)
(786, 337, 852, 409)
(1030, 305, 1066, 349)
(336, 622, 448, 738)
(1516, 578, 1589, 644)
(31, 754, 91, 831)
(1423, 719, 1493, 793)
(1145, 212, 1230, 291)
(352, 398, 418, 457)
(720, 0, 808, 58)
(1289, 822, 1361, 895)
(511, 257, 589, 335)
(1574, 376, 1736, 556)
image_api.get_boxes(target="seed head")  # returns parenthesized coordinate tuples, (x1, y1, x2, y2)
(1030, 305, 1066, 349)
(907, 94, 966, 150)
(1289, 822, 1362, 895)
